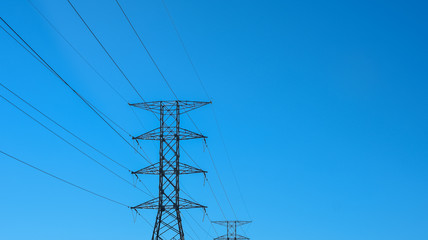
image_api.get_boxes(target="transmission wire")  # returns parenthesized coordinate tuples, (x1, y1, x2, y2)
(0, 150, 128, 207)
(114, 0, 178, 100)
(28, 0, 152, 139)
(65, 1, 238, 236)
(159, 0, 210, 100)
(0, 91, 150, 196)
(66, 0, 147, 103)
(184, 210, 214, 238)
(158, 0, 252, 221)
(0, 82, 128, 171)
(0, 17, 151, 165)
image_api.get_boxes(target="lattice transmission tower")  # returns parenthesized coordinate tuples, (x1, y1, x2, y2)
(213, 221, 252, 240)
(130, 100, 210, 240)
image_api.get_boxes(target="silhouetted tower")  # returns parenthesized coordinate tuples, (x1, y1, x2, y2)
(130, 100, 210, 240)
(213, 221, 252, 240)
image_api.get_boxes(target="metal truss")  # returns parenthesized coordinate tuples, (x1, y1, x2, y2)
(133, 127, 206, 141)
(131, 100, 210, 240)
(130, 100, 210, 114)
(213, 221, 252, 240)
(132, 162, 206, 175)
(132, 197, 206, 210)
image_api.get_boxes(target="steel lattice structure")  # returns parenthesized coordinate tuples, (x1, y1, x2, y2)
(131, 100, 210, 240)
(213, 221, 252, 240)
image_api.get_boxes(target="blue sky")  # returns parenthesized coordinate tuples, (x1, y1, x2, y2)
(0, 0, 427, 239)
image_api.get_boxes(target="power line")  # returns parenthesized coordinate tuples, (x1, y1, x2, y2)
(0, 17, 151, 164)
(134, 209, 154, 227)
(0, 90, 150, 196)
(206, 142, 249, 236)
(29, 2, 247, 237)
(113, 0, 207, 137)
(59, 6, 211, 237)
(28, 0, 152, 137)
(204, 210, 220, 237)
(181, 145, 227, 221)
(0, 150, 128, 207)
(66, 0, 147, 102)
(98, 0, 251, 234)
(28, 0, 127, 103)
(114, 0, 178, 100)
(184, 210, 214, 238)
(158, 0, 252, 220)
(205, 142, 238, 220)
(63, 0, 164, 158)
(113, 1, 209, 148)
(0, 82, 129, 171)
(180, 181, 219, 238)
(159, 0, 210, 100)
(108, 4, 232, 232)
(1, 15, 165, 234)
(0, 82, 153, 195)
(0, 149, 157, 232)
(211, 107, 253, 220)
(182, 216, 201, 240)
(206, 176, 227, 220)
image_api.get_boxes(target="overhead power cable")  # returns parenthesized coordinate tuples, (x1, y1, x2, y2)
(204, 210, 221, 237)
(67, 0, 165, 131)
(159, 0, 210, 100)
(111, 3, 249, 238)
(205, 143, 238, 220)
(62, 1, 237, 236)
(113, 2, 214, 210)
(113, 0, 205, 133)
(0, 150, 128, 207)
(0, 17, 151, 165)
(0, 82, 128, 171)
(184, 210, 214, 238)
(62, 4, 167, 169)
(134, 209, 153, 227)
(27, 0, 153, 159)
(28, 0, 127, 103)
(112, 3, 218, 234)
(182, 216, 200, 240)
(181, 146, 226, 219)
(210, 109, 252, 220)
(158, 0, 252, 220)
(0, 149, 156, 231)
(28, 0, 151, 136)
(114, 0, 178, 100)
(0, 82, 153, 194)
(66, 0, 147, 102)
(0, 90, 151, 196)
(206, 142, 249, 236)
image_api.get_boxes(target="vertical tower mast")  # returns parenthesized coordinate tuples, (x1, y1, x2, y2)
(131, 100, 210, 240)
(213, 221, 252, 240)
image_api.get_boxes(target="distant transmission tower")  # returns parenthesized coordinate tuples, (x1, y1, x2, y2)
(213, 221, 252, 240)
(131, 100, 210, 240)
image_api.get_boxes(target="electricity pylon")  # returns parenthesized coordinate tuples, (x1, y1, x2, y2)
(213, 221, 252, 240)
(130, 100, 210, 240)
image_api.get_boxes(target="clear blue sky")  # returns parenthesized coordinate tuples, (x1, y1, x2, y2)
(1, 0, 427, 239)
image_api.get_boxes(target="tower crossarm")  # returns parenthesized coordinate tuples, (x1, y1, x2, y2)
(132, 162, 207, 175)
(212, 221, 252, 226)
(130, 100, 211, 114)
(133, 127, 207, 140)
(132, 197, 207, 210)
(213, 220, 252, 240)
(214, 236, 249, 240)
